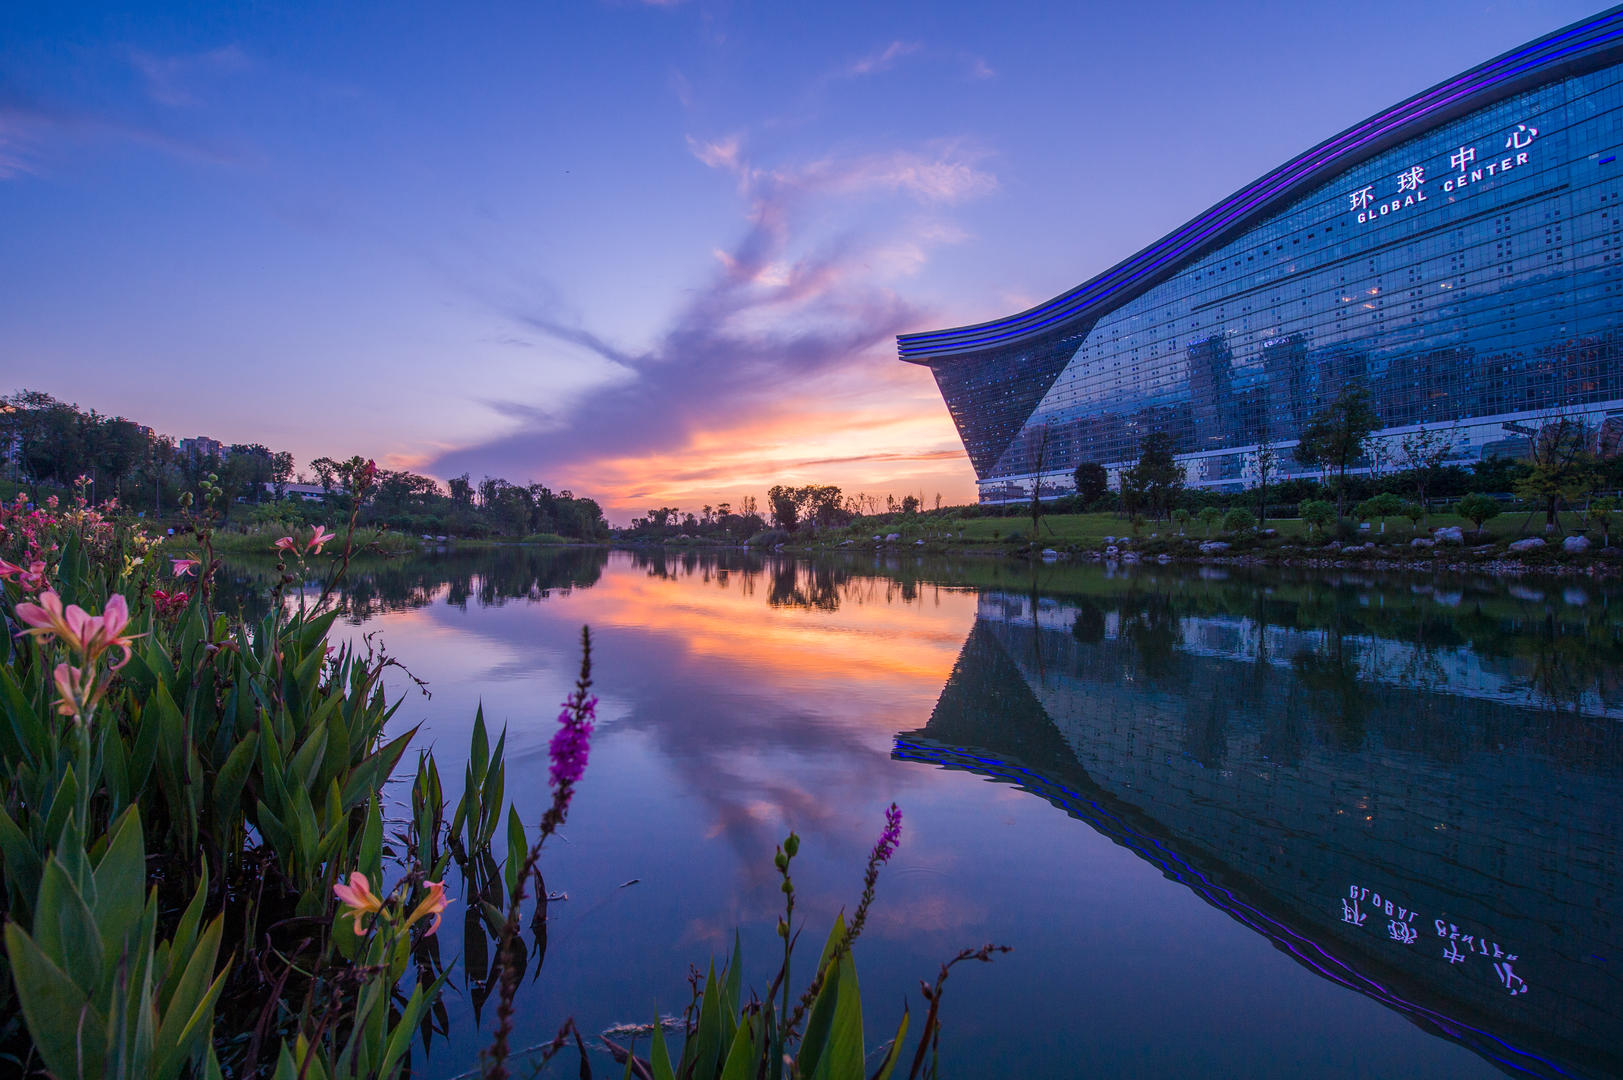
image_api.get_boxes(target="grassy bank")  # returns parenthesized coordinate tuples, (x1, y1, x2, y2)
(749, 508, 1619, 571)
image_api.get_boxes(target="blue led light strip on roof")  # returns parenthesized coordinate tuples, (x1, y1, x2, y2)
(898, 7, 1623, 361)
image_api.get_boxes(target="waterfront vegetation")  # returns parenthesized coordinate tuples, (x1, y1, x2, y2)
(0, 486, 998, 1077)
(0, 391, 611, 542)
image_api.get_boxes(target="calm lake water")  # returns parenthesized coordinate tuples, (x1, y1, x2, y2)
(223, 547, 1623, 1079)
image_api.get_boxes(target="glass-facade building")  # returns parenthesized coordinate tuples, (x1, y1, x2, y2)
(901, 9, 1623, 502)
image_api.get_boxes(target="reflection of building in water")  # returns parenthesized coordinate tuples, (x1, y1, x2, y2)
(896, 598, 1623, 1079)
(985, 588, 1623, 720)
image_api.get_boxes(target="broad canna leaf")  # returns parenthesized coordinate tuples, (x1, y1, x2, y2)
(4, 922, 107, 1080)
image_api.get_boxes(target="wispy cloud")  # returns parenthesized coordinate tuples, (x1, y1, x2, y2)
(844, 40, 922, 78)
(129, 45, 250, 107)
(430, 133, 990, 509)
(0, 110, 41, 179)
(690, 131, 997, 205)
(0, 85, 252, 178)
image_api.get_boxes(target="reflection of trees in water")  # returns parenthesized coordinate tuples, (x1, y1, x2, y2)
(620, 547, 957, 614)
(214, 546, 610, 623)
(1119, 591, 1182, 684)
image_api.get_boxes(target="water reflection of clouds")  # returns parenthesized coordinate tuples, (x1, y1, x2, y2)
(362, 554, 983, 891)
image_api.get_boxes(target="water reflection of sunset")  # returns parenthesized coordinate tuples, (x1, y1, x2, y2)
(564, 565, 978, 692)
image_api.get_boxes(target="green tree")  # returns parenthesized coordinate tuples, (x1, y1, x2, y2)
(1298, 499, 1336, 536)
(1511, 416, 1597, 531)
(1073, 461, 1108, 507)
(768, 485, 799, 531)
(1397, 423, 1455, 519)
(1026, 422, 1052, 543)
(1197, 506, 1224, 537)
(1455, 492, 1501, 538)
(1356, 492, 1406, 534)
(1293, 387, 1379, 521)
(1171, 507, 1191, 535)
(1245, 439, 1278, 526)
(1585, 496, 1617, 547)
(1122, 431, 1184, 521)
(448, 473, 474, 508)
(1222, 507, 1256, 534)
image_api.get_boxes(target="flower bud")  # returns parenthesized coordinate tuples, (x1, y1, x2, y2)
(784, 832, 800, 857)
(780, 879, 792, 894)
(777, 918, 789, 939)
(774, 850, 788, 871)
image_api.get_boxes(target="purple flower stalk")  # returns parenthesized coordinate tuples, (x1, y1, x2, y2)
(548, 693, 596, 794)
(872, 802, 902, 865)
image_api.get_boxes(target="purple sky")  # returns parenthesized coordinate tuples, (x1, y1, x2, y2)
(0, 0, 1604, 517)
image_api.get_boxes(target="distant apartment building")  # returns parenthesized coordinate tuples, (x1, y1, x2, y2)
(179, 436, 225, 460)
(261, 482, 341, 503)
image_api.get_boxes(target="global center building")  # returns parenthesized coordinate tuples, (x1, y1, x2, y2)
(901, 8, 1623, 503)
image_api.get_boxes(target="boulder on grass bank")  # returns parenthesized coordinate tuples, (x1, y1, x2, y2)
(1507, 537, 1546, 553)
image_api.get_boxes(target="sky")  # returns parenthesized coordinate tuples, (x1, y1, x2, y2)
(0, 0, 1608, 520)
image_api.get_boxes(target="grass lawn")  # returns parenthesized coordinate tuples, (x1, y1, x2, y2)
(843, 508, 1594, 547)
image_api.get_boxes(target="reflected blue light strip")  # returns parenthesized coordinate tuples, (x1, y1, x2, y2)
(898, 10, 1623, 361)
(891, 738, 1575, 1079)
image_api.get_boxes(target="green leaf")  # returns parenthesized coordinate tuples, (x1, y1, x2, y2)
(211, 731, 259, 827)
(380, 976, 446, 1080)
(0, 804, 42, 919)
(34, 856, 103, 995)
(153, 915, 230, 1080)
(288, 724, 330, 796)
(690, 962, 723, 1080)
(806, 949, 864, 1080)
(868, 1007, 910, 1080)
(358, 794, 383, 881)
(3, 922, 106, 1080)
(338, 727, 417, 811)
(161, 867, 210, 1002)
(721, 929, 743, 1044)
(503, 807, 526, 901)
(718, 1011, 758, 1080)
(91, 808, 147, 955)
(470, 706, 489, 776)
(650, 1017, 676, 1080)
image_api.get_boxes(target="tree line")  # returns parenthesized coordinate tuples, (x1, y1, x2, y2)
(0, 389, 609, 540)
(1060, 386, 1623, 534)
(620, 484, 950, 543)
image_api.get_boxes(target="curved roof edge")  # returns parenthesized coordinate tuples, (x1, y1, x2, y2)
(898, 5, 1623, 363)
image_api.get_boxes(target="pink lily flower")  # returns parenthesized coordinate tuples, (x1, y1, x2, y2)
(52, 662, 92, 717)
(15, 591, 91, 651)
(80, 593, 137, 670)
(15, 591, 139, 669)
(170, 557, 201, 578)
(272, 536, 297, 553)
(403, 880, 454, 937)
(333, 871, 385, 934)
(0, 559, 21, 582)
(306, 525, 336, 555)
